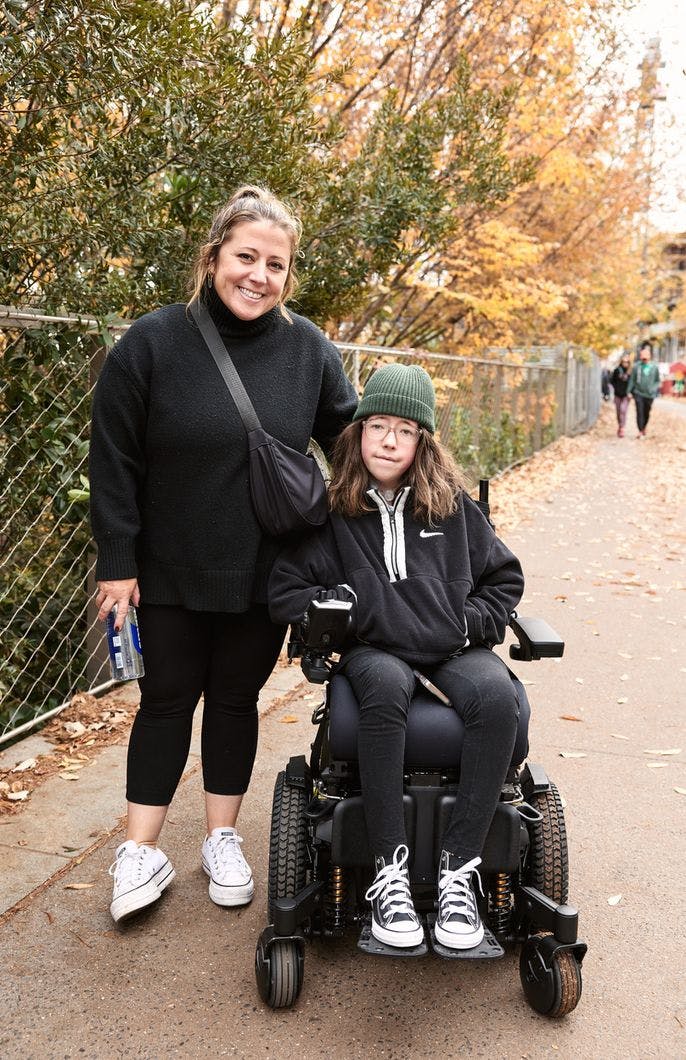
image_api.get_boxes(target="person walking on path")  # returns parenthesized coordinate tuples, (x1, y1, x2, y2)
(628, 341, 660, 438)
(269, 364, 524, 951)
(89, 185, 358, 924)
(611, 353, 632, 437)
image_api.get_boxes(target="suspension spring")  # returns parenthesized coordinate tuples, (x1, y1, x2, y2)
(325, 864, 347, 936)
(489, 872, 512, 938)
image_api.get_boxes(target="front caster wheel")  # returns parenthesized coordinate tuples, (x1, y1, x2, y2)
(520, 932, 582, 1017)
(255, 935, 304, 1009)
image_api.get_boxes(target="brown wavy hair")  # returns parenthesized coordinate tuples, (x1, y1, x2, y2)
(328, 421, 470, 525)
(187, 184, 302, 308)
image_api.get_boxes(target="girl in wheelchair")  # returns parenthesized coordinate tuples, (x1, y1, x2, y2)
(269, 363, 524, 951)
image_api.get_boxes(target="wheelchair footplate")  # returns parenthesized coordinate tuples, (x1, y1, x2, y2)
(426, 914, 504, 960)
(357, 917, 429, 958)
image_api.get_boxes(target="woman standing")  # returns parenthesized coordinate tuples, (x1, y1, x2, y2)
(90, 186, 357, 923)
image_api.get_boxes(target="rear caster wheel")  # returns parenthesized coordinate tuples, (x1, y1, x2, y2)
(520, 931, 582, 1017)
(255, 936, 304, 1009)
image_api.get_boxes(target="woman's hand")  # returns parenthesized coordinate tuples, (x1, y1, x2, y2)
(96, 578, 140, 630)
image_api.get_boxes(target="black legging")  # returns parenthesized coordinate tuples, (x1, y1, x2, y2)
(126, 604, 286, 805)
(340, 645, 520, 862)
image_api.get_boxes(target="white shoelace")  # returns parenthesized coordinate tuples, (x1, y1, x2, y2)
(108, 845, 153, 889)
(438, 855, 484, 922)
(207, 832, 248, 877)
(364, 844, 416, 919)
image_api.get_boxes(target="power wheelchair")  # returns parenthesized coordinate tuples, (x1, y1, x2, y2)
(255, 489, 586, 1017)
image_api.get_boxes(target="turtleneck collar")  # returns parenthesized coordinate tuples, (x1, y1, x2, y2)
(203, 283, 281, 338)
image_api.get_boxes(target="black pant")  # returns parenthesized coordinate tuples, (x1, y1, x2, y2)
(126, 604, 286, 805)
(634, 394, 654, 432)
(340, 646, 519, 862)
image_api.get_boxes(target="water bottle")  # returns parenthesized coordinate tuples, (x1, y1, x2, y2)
(106, 605, 144, 681)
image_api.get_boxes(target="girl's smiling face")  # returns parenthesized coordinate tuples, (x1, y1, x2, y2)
(211, 219, 291, 320)
(360, 416, 421, 492)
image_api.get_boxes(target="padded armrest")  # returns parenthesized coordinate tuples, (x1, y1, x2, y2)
(509, 615, 565, 661)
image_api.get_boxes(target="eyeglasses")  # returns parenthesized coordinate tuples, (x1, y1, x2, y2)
(363, 418, 421, 444)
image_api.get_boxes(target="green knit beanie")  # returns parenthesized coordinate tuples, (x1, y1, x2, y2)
(353, 363, 436, 433)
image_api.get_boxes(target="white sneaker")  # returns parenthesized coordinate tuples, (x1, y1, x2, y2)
(109, 840, 175, 923)
(201, 827, 254, 907)
(435, 852, 484, 949)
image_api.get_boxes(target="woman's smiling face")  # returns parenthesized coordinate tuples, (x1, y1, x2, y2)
(211, 219, 292, 320)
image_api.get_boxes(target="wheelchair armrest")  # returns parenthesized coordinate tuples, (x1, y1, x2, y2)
(288, 598, 353, 683)
(509, 614, 565, 661)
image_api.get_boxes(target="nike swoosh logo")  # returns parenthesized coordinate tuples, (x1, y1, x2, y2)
(419, 530, 444, 538)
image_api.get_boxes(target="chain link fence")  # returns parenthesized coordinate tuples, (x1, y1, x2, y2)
(1, 306, 600, 744)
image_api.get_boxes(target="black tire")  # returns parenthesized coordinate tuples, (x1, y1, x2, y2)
(255, 937, 304, 1009)
(267, 770, 308, 924)
(520, 932, 582, 1017)
(528, 783, 569, 904)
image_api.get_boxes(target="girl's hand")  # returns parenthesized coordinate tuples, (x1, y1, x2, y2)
(96, 578, 140, 629)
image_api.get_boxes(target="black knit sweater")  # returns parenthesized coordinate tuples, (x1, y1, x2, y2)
(89, 290, 358, 611)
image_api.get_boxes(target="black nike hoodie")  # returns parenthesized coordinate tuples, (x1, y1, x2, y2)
(268, 486, 524, 667)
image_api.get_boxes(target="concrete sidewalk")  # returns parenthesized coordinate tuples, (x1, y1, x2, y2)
(1, 398, 685, 1059)
(0, 657, 306, 915)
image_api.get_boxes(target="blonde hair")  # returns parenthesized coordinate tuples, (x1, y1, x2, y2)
(187, 185, 302, 306)
(328, 421, 469, 526)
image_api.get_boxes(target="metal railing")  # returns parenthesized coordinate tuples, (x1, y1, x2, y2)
(0, 306, 599, 744)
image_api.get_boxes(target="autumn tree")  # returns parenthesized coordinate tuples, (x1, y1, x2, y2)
(216, 0, 654, 355)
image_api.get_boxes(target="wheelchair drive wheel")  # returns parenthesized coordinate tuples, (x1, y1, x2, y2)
(529, 782, 569, 904)
(268, 769, 309, 924)
(519, 931, 582, 1017)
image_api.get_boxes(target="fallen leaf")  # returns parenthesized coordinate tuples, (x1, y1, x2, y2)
(617, 697, 628, 704)
(11, 758, 37, 772)
(618, 652, 632, 659)
(619, 674, 629, 681)
(43, 910, 55, 924)
(63, 721, 87, 736)
(611, 733, 629, 740)
(674, 787, 686, 796)
(559, 751, 587, 759)
(64, 882, 95, 890)
(7, 790, 30, 801)
(279, 715, 299, 724)
(560, 714, 583, 722)
(607, 894, 623, 906)
(646, 762, 668, 769)
(575, 677, 584, 684)
(59, 773, 80, 781)
(643, 748, 681, 756)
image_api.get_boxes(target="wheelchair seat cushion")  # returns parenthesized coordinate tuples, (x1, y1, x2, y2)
(328, 672, 530, 769)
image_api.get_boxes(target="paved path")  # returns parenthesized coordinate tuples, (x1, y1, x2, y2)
(1, 400, 685, 1059)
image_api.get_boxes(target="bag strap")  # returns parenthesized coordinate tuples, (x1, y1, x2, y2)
(189, 299, 261, 434)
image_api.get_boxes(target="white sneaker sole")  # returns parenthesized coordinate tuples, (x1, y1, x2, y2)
(110, 860, 175, 923)
(370, 918, 424, 949)
(203, 864, 254, 907)
(434, 920, 484, 950)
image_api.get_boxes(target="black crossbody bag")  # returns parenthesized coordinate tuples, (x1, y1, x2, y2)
(190, 300, 328, 537)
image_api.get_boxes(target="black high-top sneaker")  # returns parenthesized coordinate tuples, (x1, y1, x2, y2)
(364, 844, 424, 948)
(435, 851, 484, 949)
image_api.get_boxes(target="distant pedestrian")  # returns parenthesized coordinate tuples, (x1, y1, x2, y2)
(601, 366, 612, 402)
(628, 341, 660, 438)
(611, 354, 632, 437)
